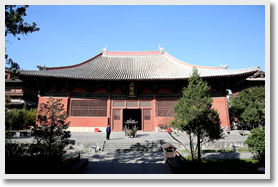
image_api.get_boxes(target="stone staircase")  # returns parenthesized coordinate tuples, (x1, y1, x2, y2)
(102, 140, 163, 152)
(65, 130, 249, 155)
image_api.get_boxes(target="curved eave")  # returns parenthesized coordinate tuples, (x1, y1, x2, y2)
(164, 52, 222, 70)
(18, 69, 259, 82)
(201, 70, 259, 79)
(45, 53, 103, 70)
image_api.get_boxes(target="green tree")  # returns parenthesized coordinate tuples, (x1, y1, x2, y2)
(171, 68, 223, 163)
(5, 96, 11, 109)
(245, 127, 265, 165)
(5, 97, 11, 129)
(34, 98, 71, 158)
(23, 108, 37, 127)
(5, 108, 37, 130)
(7, 109, 24, 130)
(229, 86, 265, 129)
(6, 109, 25, 130)
(5, 5, 40, 72)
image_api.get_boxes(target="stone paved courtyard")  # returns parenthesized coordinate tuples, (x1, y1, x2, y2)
(7, 130, 254, 174)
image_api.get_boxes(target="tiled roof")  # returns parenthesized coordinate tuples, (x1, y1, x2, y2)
(19, 50, 260, 81)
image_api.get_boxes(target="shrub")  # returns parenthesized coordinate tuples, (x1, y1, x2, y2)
(6, 109, 25, 130)
(229, 86, 265, 129)
(5, 140, 64, 174)
(245, 127, 265, 164)
(23, 108, 37, 127)
(5, 108, 37, 130)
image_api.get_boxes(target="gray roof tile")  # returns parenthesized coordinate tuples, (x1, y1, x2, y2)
(19, 51, 260, 80)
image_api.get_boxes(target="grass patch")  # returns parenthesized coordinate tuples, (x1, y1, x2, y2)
(5, 129, 32, 132)
(203, 148, 249, 153)
(174, 159, 264, 174)
(202, 149, 233, 153)
(178, 148, 249, 154)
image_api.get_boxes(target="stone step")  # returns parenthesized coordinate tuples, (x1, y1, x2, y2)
(68, 139, 248, 154)
(102, 141, 162, 152)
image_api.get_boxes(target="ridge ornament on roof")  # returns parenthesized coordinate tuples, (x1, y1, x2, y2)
(158, 45, 165, 54)
(101, 45, 108, 54)
(37, 65, 46, 70)
(220, 63, 229, 69)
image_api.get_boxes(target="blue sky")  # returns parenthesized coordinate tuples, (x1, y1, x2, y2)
(5, 5, 265, 71)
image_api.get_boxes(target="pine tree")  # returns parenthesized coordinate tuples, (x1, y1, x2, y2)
(172, 68, 223, 163)
(34, 98, 71, 158)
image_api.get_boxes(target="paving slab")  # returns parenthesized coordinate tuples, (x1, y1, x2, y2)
(80, 150, 173, 174)
(6, 130, 254, 174)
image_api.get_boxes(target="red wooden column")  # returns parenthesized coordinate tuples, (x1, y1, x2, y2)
(152, 94, 157, 131)
(107, 93, 111, 126)
(67, 93, 71, 116)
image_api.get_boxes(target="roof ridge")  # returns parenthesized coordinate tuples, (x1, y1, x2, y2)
(45, 52, 103, 70)
(164, 52, 221, 70)
(105, 50, 160, 52)
(104, 50, 162, 56)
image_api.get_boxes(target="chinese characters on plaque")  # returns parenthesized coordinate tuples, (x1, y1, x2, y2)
(128, 82, 137, 97)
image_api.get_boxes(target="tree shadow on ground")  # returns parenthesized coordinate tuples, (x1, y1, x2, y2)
(83, 141, 172, 174)
(82, 162, 172, 174)
(132, 133, 150, 138)
(83, 142, 263, 174)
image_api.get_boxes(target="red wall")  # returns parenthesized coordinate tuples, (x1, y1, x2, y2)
(37, 96, 230, 131)
(38, 97, 69, 111)
(154, 97, 230, 129)
(67, 117, 108, 127)
(212, 97, 230, 129)
(37, 97, 69, 125)
(38, 96, 109, 127)
(156, 117, 172, 127)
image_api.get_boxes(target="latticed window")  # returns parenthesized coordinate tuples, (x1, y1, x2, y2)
(70, 99, 107, 117)
(156, 100, 177, 117)
(113, 109, 121, 120)
(126, 101, 138, 107)
(144, 109, 151, 120)
(113, 101, 125, 108)
(139, 101, 151, 107)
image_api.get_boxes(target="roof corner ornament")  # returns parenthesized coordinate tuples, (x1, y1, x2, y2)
(220, 63, 229, 69)
(158, 45, 165, 54)
(101, 45, 108, 54)
(37, 65, 46, 70)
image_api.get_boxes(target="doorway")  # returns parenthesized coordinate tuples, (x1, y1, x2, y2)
(123, 109, 142, 130)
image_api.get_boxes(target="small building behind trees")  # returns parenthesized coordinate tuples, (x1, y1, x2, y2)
(5, 69, 38, 109)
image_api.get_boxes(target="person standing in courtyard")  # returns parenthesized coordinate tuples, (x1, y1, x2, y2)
(106, 124, 111, 140)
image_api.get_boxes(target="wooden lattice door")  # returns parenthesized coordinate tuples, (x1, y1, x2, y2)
(143, 109, 152, 131)
(112, 109, 122, 131)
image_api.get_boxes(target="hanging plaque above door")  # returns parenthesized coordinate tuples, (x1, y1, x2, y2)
(128, 82, 137, 97)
